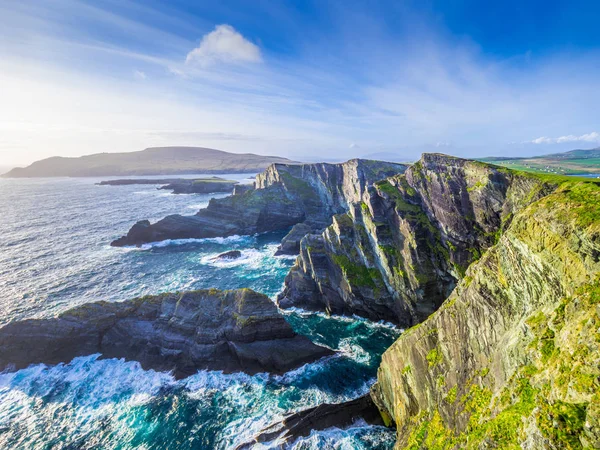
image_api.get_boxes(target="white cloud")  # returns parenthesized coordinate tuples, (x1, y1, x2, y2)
(185, 24, 262, 67)
(349, 142, 359, 149)
(133, 70, 146, 80)
(529, 132, 600, 144)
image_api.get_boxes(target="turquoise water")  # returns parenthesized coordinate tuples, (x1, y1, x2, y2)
(0, 176, 400, 449)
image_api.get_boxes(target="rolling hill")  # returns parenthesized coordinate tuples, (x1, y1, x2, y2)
(2, 147, 297, 178)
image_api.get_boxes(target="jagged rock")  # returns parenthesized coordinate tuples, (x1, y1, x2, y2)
(235, 395, 386, 449)
(111, 159, 406, 247)
(275, 223, 313, 255)
(214, 250, 242, 260)
(0, 289, 333, 379)
(278, 154, 557, 325)
(371, 178, 600, 449)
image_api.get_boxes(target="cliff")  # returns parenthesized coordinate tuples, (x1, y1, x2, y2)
(0, 289, 333, 378)
(112, 159, 406, 246)
(278, 154, 555, 326)
(371, 177, 600, 448)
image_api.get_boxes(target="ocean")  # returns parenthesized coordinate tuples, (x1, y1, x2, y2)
(0, 175, 399, 449)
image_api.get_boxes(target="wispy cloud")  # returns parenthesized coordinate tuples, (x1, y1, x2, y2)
(185, 25, 262, 67)
(0, 0, 599, 165)
(528, 132, 600, 144)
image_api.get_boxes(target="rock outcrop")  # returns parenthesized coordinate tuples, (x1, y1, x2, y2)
(275, 223, 313, 256)
(371, 178, 600, 448)
(98, 177, 238, 195)
(0, 289, 333, 378)
(235, 395, 385, 449)
(111, 159, 406, 247)
(278, 154, 556, 326)
(214, 250, 242, 260)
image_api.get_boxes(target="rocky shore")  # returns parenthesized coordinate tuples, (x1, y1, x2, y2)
(0, 288, 333, 378)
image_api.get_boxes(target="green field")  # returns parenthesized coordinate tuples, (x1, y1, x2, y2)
(481, 148, 600, 175)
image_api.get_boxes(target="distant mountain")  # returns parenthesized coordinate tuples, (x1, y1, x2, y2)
(2, 147, 297, 178)
(481, 147, 600, 174)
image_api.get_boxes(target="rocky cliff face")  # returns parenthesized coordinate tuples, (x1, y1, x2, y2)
(278, 154, 555, 326)
(0, 289, 333, 378)
(112, 159, 405, 246)
(371, 179, 600, 448)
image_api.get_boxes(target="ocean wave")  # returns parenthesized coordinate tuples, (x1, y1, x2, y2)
(113, 234, 254, 251)
(286, 421, 395, 450)
(282, 307, 400, 331)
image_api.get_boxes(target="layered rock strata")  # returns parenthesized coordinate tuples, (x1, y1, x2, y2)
(111, 159, 406, 246)
(0, 289, 333, 378)
(372, 178, 600, 448)
(278, 154, 555, 326)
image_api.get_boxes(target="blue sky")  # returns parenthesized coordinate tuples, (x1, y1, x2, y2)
(1, 0, 599, 165)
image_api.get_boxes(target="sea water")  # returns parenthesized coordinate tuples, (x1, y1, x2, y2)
(0, 175, 399, 449)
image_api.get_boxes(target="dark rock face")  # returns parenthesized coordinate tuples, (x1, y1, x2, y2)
(275, 223, 312, 255)
(0, 289, 333, 379)
(214, 250, 242, 260)
(111, 159, 406, 247)
(235, 395, 386, 449)
(98, 177, 238, 194)
(278, 154, 557, 325)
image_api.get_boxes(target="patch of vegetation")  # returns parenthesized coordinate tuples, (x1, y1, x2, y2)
(445, 386, 457, 404)
(426, 348, 443, 368)
(331, 253, 381, 288)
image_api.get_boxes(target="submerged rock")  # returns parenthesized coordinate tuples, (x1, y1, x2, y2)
(0, 289, 333, 378)
(235, 395, 386, 449)
(111, 159, 406, 246)
(214, 250, 242, 260)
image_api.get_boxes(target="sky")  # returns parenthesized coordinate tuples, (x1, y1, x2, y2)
(1, 0, 599, 167)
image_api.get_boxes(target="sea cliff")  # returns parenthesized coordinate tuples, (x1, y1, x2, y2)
(370, 175, 600, 448)
(278, 154, 556, 326)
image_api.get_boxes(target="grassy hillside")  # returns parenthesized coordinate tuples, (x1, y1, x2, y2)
(2, 147, 296, 178)
(481, 148, 600, 175)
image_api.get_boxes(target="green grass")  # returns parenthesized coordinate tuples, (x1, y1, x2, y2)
(331, 253, 381, 288)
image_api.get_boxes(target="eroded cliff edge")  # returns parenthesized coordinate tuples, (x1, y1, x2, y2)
(0, 288, 333, 378)
(371, 179, 600, 448)
(111, 159, 406, 247)
(278, 154, 556, 326)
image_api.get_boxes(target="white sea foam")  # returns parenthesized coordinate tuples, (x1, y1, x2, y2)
(282, 307, 400, 331)
(114, 234, 253, 251)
